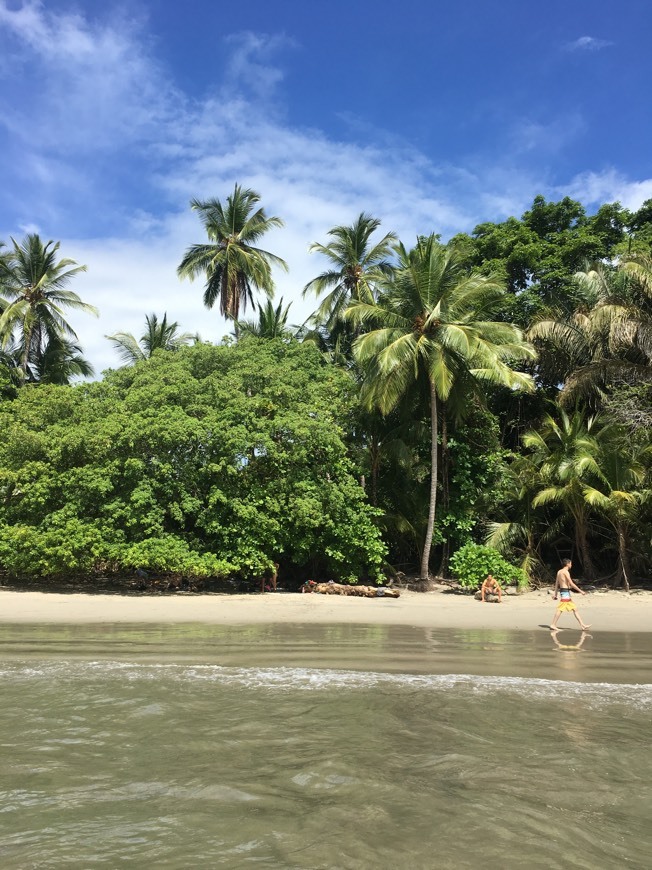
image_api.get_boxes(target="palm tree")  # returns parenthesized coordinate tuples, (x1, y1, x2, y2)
(528, 261, 652, 405)
(0, 234, 97, 384)
(485, 455, 561, 582)
(177, 184, 288, 325)
(583, 434, 651, 591)
(304, 213, 397, 313)
(348, 235, 535, 580)
(303, 213, 397, 359)
(236, 298, 292, 339)
(107, 313, 196, 365)
(35, 334, 94, 384)
(523, 410, 611, 582)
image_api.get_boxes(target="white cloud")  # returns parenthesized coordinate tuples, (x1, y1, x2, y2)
(564, 169, 652, 211)
(564, 35, 612, 52)
(0, 0, 182, 153)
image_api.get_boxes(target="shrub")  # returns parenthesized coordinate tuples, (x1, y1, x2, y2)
(449, 542, 528, 590)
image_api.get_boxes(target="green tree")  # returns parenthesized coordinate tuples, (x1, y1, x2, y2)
(450, 196, 630, 327)
(177, 184, 288, 325)
(236, 298, 293, 339)
(303, 213, 397, 358)
(529, 261, 652, 404)
(35, 335, 94, 384)
(0, 340, 385, 583)
(485, 454, 560, 582)
(583, 434, 651, 591)
(0, 234, 97, 384)
(107, 313, 196, 365)
(348, 235, 534, 580)
(523, 410, 610, 582)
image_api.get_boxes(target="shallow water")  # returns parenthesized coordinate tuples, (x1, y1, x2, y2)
(0, 624, 650, 869)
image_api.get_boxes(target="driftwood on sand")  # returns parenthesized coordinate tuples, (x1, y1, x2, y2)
(311, 582, 400, 599)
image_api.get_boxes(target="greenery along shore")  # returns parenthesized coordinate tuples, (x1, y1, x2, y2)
(1, 188, 651, 590)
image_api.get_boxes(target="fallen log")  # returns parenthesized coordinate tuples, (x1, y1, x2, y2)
(313, 582, 400, 598)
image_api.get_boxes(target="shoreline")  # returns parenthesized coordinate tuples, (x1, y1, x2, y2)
(1, 587, 651, 632)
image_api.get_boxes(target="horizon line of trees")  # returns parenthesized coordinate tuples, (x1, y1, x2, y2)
(1, 187, 652, 588)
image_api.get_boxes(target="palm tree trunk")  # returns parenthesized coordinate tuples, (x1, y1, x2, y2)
(20, 322, 33, 386)
(574, 513, 595, 582)
(420, 377, 438, 580)
(437, 407, 449, 578)
(370, 433, 380, 508)
(617, 525, 631, 593)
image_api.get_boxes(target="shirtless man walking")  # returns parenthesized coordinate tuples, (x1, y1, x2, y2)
(550, 558, 591, 631)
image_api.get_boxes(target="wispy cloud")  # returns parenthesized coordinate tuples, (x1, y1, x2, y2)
(564, 35, 612, 52)
(510, 114, 586, 154)
(564, 169, 652, 211)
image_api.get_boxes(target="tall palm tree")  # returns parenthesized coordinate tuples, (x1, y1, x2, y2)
(303, 213, 397, 361)
(236, 298, 293, 340)
(0, 234, 97, 384)
(106, 313, 196, 365)
(523, 410, 611, 582)
(177, 184, 288, 325)
(348, 235, 535, 580)
(583, 434, 651, 591)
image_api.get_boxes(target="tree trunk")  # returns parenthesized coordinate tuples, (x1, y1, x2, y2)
(420, 377, 438, 580)
(574, 513, 595, 582)
(20, 322, 33, 386)
(617, 525, 631, 593)
(370, 433, 380, 508)
(437, 408, 449, 578)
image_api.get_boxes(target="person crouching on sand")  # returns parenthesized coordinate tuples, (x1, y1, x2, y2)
(550, 558, 591, 631)
(480, 574, 502, 602)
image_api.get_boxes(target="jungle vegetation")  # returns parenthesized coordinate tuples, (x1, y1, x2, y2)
(1, 191, 651, 589)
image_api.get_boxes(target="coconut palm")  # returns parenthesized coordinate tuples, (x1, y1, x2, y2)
(529, 261, 652, 405)
(523, 410, 613, 583)
(582, 435, 652, 591)
(304, 213, 397, 316)
(236, 298, 292, 340)
(177, 184, 288, 325)
(0, 234, 97, 384)
(303, 214, 397, 361)
(348, 235, 535, 580)
(34, 334, 94, 384)
(107, 313, 196, 366)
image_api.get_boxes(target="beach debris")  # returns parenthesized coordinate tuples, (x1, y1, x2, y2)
(312, 582, 400, 599)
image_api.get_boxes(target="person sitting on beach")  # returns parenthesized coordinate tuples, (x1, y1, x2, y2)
(480, 574, 502, 603)
(261, 562, 279, 594)
(550, 558, 591, 631)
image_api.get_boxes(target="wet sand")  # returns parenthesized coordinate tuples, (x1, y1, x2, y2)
(0, 587, 650, 632)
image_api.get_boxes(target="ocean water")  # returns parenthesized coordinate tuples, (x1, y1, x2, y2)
(0, 623, 650, 869)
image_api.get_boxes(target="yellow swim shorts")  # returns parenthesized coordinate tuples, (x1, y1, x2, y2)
(557, 601, 576, 612)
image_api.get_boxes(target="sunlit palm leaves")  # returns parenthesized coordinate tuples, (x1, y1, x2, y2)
(107, 313, 196, 365)
(177, 184, 288, 323)
(303, 213, 396, 359)
(0, 234, 97, 384)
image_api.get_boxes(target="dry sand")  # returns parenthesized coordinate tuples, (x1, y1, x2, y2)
(0, 586, 650, 632)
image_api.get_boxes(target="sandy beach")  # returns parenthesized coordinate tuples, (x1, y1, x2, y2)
(0, 586, 650, 632)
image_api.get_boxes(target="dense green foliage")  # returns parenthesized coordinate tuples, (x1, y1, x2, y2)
(449, 543, 528, 590)
(2, 191, 652, 589)
(0, 341, 385, 583)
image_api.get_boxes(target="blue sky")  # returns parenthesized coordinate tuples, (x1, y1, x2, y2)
(1, 0, 651, 373)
